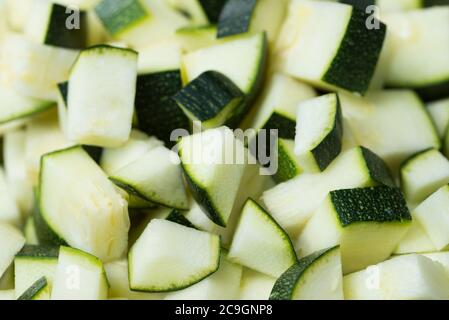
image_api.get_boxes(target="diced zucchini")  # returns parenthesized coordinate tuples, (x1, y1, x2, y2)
(0, 290, 15, 301)
(414, 185, 449, 250)
(128, 219, 220, 292)
(0, 168, 21, 226)
(0, 33, 78, 101)
(5, 0, 34, 32)
(270, 246, 343, 300)
(400, 149, 449, 204)
(137, 39, 182, 74)
(217, 0, 287, 43)
(101, 130, 163, 175)
(178, 127, 247, 227)
(175, 25, 218, 52)
(38, 146, 130, 261)
(275, 0, 386, 94)
(174, 71, 244, 129)
(343, 267, 383, 300)
(135, 70, 190, 147)
(14, 245, 59, 299)
(182, 32, 267, 127)
(340, 90, 440, 170)
(0, 223, 25, 278)
(163, 0, 208, 25)
(297, 186, 411, 274)
(198, 0, 227, 23)
(427, 97, 449, 139)
(394, 220, 436, 254)
(239, 268, 276, 300)
(165, 253, 242, 300)
(262, 146, 394, 237)
(110, 146, 189, 210)
(422, 252, 449, 276)
(24, 217, 39, 245)
(51, 246, 109, 300)
(25, 1, 87, 49)
(295, 93, 343, 171)
(228, 199, 296, 278)
(383, 7, 449, 100)
(17, 277, 49, 300)
(67, 45, 137, 147)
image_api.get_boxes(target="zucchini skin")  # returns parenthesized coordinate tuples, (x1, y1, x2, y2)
(46, 4, 87, 49)
(17, 277, 47, 300)
(217, 0, 257, 38)
(361, 147, 395, 187)
(270, 246, 338, 300)
(199, 0, 228, 23)
(311, 96, 343, 171)
(34, 199, 67, 247)
(58, 82, 68, 106)
(330, 186, 412, 227)
(135, 71, 190, 148)
(323, 8, 386, 95)
(166, 210, 197, 229)
(16, 245, 59, 258)
(274, 140, 301, 183)
(263, 113, 296, 140)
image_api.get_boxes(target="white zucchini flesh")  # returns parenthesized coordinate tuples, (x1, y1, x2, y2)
(165, 254, 243, 300)
(14, 256, 57, 299)
(414, 185, 449, 250)
(129, 219, 220, 292)
(401, 149, 449, 204)
(0, 223, 25, 278)
(0, 33, 78, 101)
(182, 32, 266, 94)
(4, 130, 34, 214)
(228, 199, 297, 278)
(39, 146, 130, 262)
(343, 268, 383, 300)
(394, 220, 436, 255)
(0, 168, 21, 226)
(5, 0, 34, 32)
(24, 217, 39, 245)
(137, 39, 182, 74)
(239, 268, 276, 300)
(427, 98, 449, 138)
(51, 246, 109, 300)
(101, 129, 163, 175)
(262, 147, 388, 238)
(67, 46, 138, 147)
(422, 252, 449, 277)
(110, 146, 189, 210)
(105, 260, 165, 300)
(340, 90, 440, 170)
(0, 290, 15, 301)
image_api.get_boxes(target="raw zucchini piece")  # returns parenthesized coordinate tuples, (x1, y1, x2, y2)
(135, 70, 190, 147)
(341, 90, 440, 170)
(0, 85, 54, 126)
(165, 253, 242, 300)
(56, 82, 68, 135)
(270, 246, 343, 300)
(129, 219, 220, 292)
(175, 25, 218, 52)
(39, 146, 130, 261)
(0, 223, 25, 278)
(343, 267, 383, 300)
(422, 252, 449, 276)
(163, 0, 208, 25)
(262, 146, 394, 237)
(5, 0, 34, 32)
(394, 220, 436, 254)
(198, 0, 226, 23)
(400, 149, 449, 204)
(110, 146, 189, 210)
(137, 40, 182, 74)
(105, 260, 164, 300)
(295, 93, 343, 171)
(275, 0, 386, 94)
(0, 290, 15, 301)
(239, 268, 276, 300)
(173, 71, 244, 129)
(0, 33, 78, 101)
(25, 1, 87, 49)
(178, 127, 247, 227)
(14, 245, 58, 299)
(51, 246, 109, 300)
(228, 199, 296, 278)
(24, 217, 39, 245)
(17, 277, 49, 300)
(182, 32, 267, 127)
(297, 186, 412, 274)
(101, 130, 163, 175)
(217, 0, 287, 42)
(383, 8, 449, 100)
(428, 97, 449, 139)
(0, 168, 21, 226)
(414, 185, 449, 250)
(67, 45, 137, 147)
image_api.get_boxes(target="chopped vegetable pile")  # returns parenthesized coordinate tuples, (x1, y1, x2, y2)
(0, 0, 449, 301)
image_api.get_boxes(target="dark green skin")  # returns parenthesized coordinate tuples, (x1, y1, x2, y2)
(45, 4, 87, 49)
(322, 7, 386, 95)
(330, 186, 412, 227)
(217, 0, 257, 38)
(199, 0, 228, 23)
(263, 113, 296, 140)
(424, 0, 449, 6)
(270, 247, 338, 300)
(34, 195, 67, 247)
(172, 71, 244, 124)
(16, 245, 59, 258)
(58, 82, 68, 106)
(135, 71, 191, 148)
(274, 140, 299, 183)
(95, 0, 148, 36)
(311, 96, 343, 171)
(360, 147, 395, 187)
(17, 277, 48, 300)
(166, 210, 197, 229)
